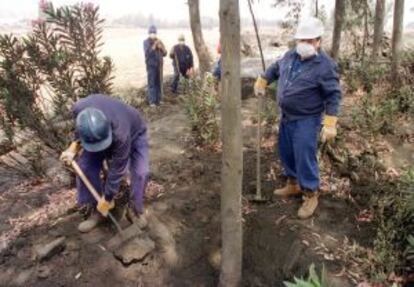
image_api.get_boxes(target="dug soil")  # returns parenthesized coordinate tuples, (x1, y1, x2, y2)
(0, 92, 375, 287)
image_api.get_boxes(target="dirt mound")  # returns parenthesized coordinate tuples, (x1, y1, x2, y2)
(0, 95, 377, 286)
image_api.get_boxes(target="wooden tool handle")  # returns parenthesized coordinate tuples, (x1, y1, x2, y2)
(71, 160, 101, 202)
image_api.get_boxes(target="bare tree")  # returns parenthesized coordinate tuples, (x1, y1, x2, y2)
(391, 0, 405, 87)
(315, 0, 319, 17)
(188, 0, 212, 76)
(361, 0, 370, 64)
(218, 0, 243, 285)
(372, 0, 386, 61)
(331, 0, 346, 60)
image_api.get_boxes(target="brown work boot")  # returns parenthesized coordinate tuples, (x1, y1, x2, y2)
(298, 191, 319, 219)
(78, 212, 104, 233)
(274, 178, 301, 197)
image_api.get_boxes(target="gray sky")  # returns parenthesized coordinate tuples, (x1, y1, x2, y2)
(0, 0, 413, 27)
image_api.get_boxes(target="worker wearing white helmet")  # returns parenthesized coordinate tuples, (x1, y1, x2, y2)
(254, 17, 342, 219)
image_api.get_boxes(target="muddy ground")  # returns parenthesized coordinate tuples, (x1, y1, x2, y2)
(0, 89, 380, 287)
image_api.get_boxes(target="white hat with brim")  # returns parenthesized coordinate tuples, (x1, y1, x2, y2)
(294, 17, 324, 40)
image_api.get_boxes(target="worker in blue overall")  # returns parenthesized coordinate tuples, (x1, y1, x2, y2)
(170, 34, 194, 94)
(254, 17, 342, 219)
(143, 25, 167, 107)
(60, 94, 149, 232)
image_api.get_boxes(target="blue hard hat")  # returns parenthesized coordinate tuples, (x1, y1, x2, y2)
(76, 108, 112, 152)
(148, 25, 157, 34)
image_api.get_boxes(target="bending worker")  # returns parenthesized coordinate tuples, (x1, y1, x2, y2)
(144, 25, 167, 107)
(254, 17, 342, 219)
(60, 94, 149, 233)
(169, 34, 194, 94)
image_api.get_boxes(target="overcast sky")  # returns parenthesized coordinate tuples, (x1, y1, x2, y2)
(0, 0, 413, 27)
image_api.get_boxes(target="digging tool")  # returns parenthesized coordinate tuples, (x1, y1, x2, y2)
(70, 160, 124, 236)
(247, 0, 267, 202)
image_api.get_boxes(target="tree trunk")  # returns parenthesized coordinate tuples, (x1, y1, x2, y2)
(372, 0, 386, 61)
(315, 0, 319, 17)
(331, 0, 346, 60)
(391, 0, 405, 87)
(361, 0, 369, 65)
(219, 0, 243, 286)
(188, 0, 212, 76)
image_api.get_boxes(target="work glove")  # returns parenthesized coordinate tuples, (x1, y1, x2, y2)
(97, 197, 115, 217)
(60, 141, 80, 165)
(254, 76, 267, 96)
(321, 115, 338, 143)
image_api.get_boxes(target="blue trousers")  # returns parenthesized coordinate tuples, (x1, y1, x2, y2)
(147, 65, 162, 105)
(278, 116, 321, 192)
(76, 133, 149, 214)
(170, 65, 188, 94)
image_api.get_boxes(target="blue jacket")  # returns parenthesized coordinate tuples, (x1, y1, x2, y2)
(143, 38, 166, 69)
(170, 44, 194, 74)
(263, 49, 341, 121)
(212, 58, 221, 80)
(72, 94, 147, 199)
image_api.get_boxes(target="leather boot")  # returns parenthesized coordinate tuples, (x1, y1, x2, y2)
(273, 177, 301, 197)
(298, 191, 319, 219)
(78, 212, 104, 233)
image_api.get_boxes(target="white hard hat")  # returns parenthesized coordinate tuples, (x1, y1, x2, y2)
(294, 17, 324, 39)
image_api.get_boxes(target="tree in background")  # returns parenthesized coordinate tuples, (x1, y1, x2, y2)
(371, 0, 386, 61)
(273, 0, 304, 27)
(331, 0, 346, 60)
(188, 0, 212, 76)
(218, 0, 243, 285)
(391, 0, 405, 88)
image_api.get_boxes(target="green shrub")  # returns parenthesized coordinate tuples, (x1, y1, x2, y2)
(284, 264, 328, 287)
(0, 3, 113, 154)
(183, 75, 219, 148)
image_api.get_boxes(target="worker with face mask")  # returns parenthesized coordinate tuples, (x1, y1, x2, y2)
(143, 25, 167, 107)
(169, 34, 194, 94)
(254, 17, 342, 219)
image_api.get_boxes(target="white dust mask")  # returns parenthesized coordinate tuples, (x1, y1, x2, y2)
(296, 42, 317, 59)
(149, 33, 157, 40)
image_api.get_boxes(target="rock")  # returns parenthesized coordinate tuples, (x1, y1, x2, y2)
(37, 266, 51, 279)
(14, 268, 34, 286)
(114, 236, 155, 265)
(35, 236, 66, 261)
(106, 223, 143, 251)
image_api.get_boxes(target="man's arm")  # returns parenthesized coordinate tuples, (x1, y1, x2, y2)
(104, 139, 131, 201)
(319, 60, 342, 142)
(262, 61, 280, 85)
(320, 62, 341, 116)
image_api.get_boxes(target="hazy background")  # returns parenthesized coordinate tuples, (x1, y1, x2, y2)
(0, 0, 413, 89)
(1, 0, 413, 28)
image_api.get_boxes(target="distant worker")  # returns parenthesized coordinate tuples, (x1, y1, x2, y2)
(169, 34, 194, 94)
(143, 25, 167, 107)
(254, 17, 342, 219)
(212, 42, 221, 81)
(60, 94, 149, 233)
